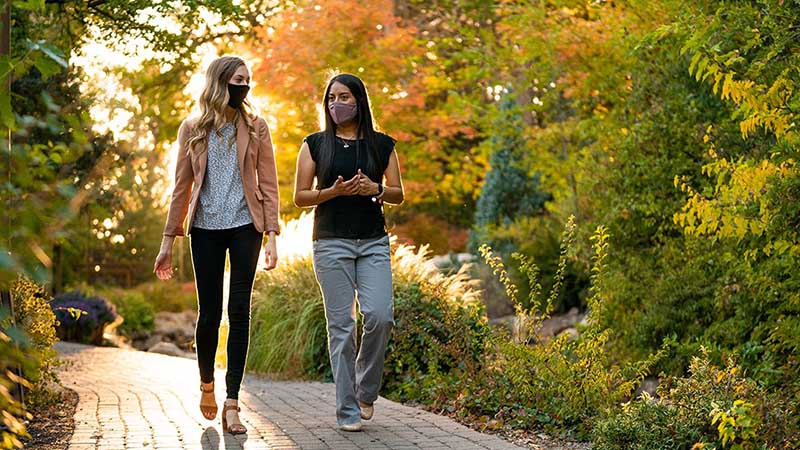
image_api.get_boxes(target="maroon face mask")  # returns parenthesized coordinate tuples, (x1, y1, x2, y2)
(329, 102, 358, 125)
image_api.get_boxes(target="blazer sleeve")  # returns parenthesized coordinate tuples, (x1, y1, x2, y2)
(257, 117, 281, 235)
(163, 120, 194, 237)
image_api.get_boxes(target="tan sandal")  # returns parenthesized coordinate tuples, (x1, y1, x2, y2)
(222, 403, 247, 434)
(200, 381, 217, 420)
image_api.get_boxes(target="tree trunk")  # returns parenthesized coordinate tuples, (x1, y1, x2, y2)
(53, 243, 63, 295)
(2, 0, 27, 407)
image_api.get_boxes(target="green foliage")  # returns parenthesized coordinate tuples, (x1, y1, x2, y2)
(246, 243, 491, 393)
(68, 283, 156, 337)
(384, 244, 491, 402)
(7, 277, 59, 408)
(465, 220, 661, 435)
(130, 280, 196, 313)
(471, 93, 550, 248)
(247, 255, 329, 379)
(593, 351, 800, 449)
(0, 312, 34, 449)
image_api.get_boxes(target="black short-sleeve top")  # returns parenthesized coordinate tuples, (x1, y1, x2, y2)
(304, 131, 396, 240)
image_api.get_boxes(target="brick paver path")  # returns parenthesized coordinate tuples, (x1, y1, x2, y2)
(56, 342, 525, 450)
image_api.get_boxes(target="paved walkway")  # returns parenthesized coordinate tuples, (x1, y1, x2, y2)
(56, 342, 525, 450)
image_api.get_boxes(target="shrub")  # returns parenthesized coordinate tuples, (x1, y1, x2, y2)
(463, 218, 661, 435)
(247, 234, 492, 394)
(470, 92, 550, 252)
(593, 351, 800, 449)
(389, 213, 470, 255)
(131, 280, 196, 313)
(8, 277, 60, 408)
(248, 254, 330, 379)
(68, 283, 155, 337)
(383, 244, 491, 403)
(50, 290, 120, 345)
(0, 308, 35, 449)
(111, 291, 155, 337)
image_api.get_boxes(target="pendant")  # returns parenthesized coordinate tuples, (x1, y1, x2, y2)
(343, 143, 349, 148)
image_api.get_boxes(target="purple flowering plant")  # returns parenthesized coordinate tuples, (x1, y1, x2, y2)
(50, 290, 120, 345)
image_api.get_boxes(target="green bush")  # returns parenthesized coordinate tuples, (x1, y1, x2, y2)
(1, 277, 63, 447)
(0, 308, 35, 449)
(383, 244, 491, 403)
(8, 278, 60, 409)
(457, 219, 661, 436)
(246, 242, 492, 394)
(68, 283, 155, 337)
(131, 280, 196, 313)
(593, 351, 800, 449)
(248, 255, 330, 379)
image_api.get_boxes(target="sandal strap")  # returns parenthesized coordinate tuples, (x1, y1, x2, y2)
(200, 382, 214, 392)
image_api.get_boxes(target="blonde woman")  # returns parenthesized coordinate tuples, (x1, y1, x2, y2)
(153, 55, 280, 435)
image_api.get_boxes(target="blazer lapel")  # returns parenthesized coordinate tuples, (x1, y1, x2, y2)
(191, 144, 208, 183)
(236, 119, 250, 174)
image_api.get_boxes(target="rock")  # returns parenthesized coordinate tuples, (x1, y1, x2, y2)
(148, 342, 187, 358)
(154, 311, 196, 340)
(430, 252, 477, 269)
(539, 307, 582, 339)
(489, 315, 530, 342)
(143, 333, 164, 351)
(634, 377, 660, 398)
(490, 308, 587, 343)
(557, 327, 579, 341)
(455, 253, 477, 264)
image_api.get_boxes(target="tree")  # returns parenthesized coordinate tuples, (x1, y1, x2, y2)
(1, 0, 271, 288)
(470, 91, 549, 254)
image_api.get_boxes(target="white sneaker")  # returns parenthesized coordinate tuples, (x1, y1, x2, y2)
(359, 401, 374, 420)
(340, 422, 363, 432)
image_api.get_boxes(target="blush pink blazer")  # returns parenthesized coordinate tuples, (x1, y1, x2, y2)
(162, 116, 280, 237)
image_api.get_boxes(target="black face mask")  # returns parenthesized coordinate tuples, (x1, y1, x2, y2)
(227, 83, 250, 108)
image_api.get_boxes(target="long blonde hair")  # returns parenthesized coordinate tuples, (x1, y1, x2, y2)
(187, 55, 257, 152)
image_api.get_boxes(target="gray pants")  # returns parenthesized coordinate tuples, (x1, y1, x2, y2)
(312, 235, 394, 426)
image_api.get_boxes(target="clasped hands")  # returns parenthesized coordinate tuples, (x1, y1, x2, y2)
(330, 169, 380, 197)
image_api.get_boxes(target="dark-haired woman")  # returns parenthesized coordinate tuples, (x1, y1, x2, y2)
(293, 73, 404, 431)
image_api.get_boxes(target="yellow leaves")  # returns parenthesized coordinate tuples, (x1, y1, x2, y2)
(675, 158, 798, 249)
(593, 103, 609, 116)
(685, 50, 797, 143)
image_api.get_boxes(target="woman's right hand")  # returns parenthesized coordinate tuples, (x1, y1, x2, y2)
(153, 250, 174, 280)
(329, 174, 360, 197)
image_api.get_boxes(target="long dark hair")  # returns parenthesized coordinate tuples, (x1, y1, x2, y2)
(316, 73, 382, 187)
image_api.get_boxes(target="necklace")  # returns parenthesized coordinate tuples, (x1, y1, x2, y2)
(336, 136, 357, 148)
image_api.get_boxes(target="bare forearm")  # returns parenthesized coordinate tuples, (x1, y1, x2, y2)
(294, 187, 337, 207)
(381, 186, 404, 205)
(159, 235, 176, 253)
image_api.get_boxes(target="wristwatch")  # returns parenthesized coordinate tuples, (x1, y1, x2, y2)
(371, 183, 385, 203)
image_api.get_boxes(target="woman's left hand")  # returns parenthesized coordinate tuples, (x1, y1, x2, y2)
(263, 235, 278, 271)
(356, 169, 379, 196)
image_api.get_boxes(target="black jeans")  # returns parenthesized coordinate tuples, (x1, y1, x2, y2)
(190, 223, 262, 399)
